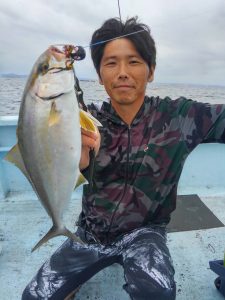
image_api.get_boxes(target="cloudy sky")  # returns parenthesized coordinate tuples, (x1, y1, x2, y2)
(0, 0, 225, 85)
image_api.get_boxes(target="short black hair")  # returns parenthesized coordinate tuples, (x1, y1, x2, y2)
(90, 16, 156, 77)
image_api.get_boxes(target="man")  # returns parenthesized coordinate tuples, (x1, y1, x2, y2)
(22, 17, 225, 300)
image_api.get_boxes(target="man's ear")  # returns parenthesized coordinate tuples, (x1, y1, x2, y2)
(99, 76, 103, 85)
(148, 66, 155, 83)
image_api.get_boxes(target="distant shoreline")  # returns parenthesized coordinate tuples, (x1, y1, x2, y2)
(0, 74, 27, 78)
(0, 74, 96, 82)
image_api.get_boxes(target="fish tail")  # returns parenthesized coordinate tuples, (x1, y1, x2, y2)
(31, 226, 84, 252)
(62, 228, 85, 246)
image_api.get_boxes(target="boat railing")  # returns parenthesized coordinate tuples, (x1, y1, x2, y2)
(1, 115, 225, 199)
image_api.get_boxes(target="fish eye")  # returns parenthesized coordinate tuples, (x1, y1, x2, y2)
(38, 62, 49, 74)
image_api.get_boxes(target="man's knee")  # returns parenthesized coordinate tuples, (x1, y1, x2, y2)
(124, 274, 176, 300)
(124, 261, 176, 300)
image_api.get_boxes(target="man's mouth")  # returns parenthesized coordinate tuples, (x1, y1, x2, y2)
(114, 85, 134, 89)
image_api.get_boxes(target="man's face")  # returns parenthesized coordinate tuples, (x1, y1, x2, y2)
(99, 38, 154, 108)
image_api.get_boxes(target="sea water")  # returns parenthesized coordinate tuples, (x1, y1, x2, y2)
(0, 76, 225, 116)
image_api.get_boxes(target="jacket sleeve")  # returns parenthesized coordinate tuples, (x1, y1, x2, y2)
(177, 97, 225, 151)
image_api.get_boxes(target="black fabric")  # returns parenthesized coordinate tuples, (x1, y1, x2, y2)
(22, 226, 176, 300)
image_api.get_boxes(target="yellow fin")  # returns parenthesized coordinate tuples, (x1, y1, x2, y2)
(49, 101, 60, 127)
(79, 109, 102, 132)
(74, 172, 88, 189)
(80, 109, 96, 132)
(4, 144, 29, 179)
(86, 111, 102, 127)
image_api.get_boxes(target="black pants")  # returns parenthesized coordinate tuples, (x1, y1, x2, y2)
(22, 226, 176, 300)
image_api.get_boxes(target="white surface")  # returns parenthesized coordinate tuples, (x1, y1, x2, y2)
(0, 191, 225, 300)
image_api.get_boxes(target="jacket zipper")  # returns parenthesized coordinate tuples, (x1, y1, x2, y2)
(106, 125, 131, 243)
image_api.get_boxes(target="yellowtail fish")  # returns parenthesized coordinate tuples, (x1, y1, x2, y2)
(5, 45, 101, 251)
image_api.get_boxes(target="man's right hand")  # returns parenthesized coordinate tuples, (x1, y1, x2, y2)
(79, 127, 101, 170)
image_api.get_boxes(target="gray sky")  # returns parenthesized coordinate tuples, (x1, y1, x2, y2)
(0, 0, 225, 85)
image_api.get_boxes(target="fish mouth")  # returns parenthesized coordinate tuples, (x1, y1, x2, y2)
(50, 44, 86, 61)
(50, 45, 67, 61)
(51, 45, 64, 54)
(48, 46, 75, 71)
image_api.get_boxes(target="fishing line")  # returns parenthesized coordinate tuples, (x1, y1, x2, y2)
(82, 29, 146, 48)
(118, 0, 122, 22)
(81, 0, 146, 49)
(80, 5, 214, 50)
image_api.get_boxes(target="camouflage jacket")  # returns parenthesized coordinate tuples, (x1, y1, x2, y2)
(79, 96, 225, 244)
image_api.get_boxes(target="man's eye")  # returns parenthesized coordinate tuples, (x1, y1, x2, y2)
(105, 61, 116, 66)
(130, 60, 140, 64)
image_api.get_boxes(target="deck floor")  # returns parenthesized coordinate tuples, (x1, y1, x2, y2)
(1, 190, 225, 300)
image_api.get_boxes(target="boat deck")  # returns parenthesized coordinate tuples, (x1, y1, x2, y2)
(1, 189, 225, 300)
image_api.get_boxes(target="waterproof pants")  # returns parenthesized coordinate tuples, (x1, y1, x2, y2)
(22, 225, 176, 300)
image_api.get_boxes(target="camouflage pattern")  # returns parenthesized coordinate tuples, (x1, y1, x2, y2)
(79, 96, 225, 244)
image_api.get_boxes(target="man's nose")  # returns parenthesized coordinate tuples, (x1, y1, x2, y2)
(117, 63, 129, 79)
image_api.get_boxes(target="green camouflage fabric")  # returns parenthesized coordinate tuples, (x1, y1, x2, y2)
(79, 96, 225, 244)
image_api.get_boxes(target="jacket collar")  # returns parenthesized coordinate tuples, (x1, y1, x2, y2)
(97, 96, 154, 126)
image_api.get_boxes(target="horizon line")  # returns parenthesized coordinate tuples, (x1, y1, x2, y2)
(0, 73, 225, 88)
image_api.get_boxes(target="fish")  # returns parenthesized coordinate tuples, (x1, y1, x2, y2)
(4, 45, 100, 252)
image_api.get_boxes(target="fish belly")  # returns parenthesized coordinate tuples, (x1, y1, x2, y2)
(18, 91, 81, 225)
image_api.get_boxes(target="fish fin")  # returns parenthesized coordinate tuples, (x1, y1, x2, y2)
(4, 144, 29, 179)
(86, 111, 102, 128)
(32, 226, 84, 252)
(80, 109, 96, 132)
(75, 172, 88, 189)
(49, 101, 60, 127)
(79, 109, 102, 132)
